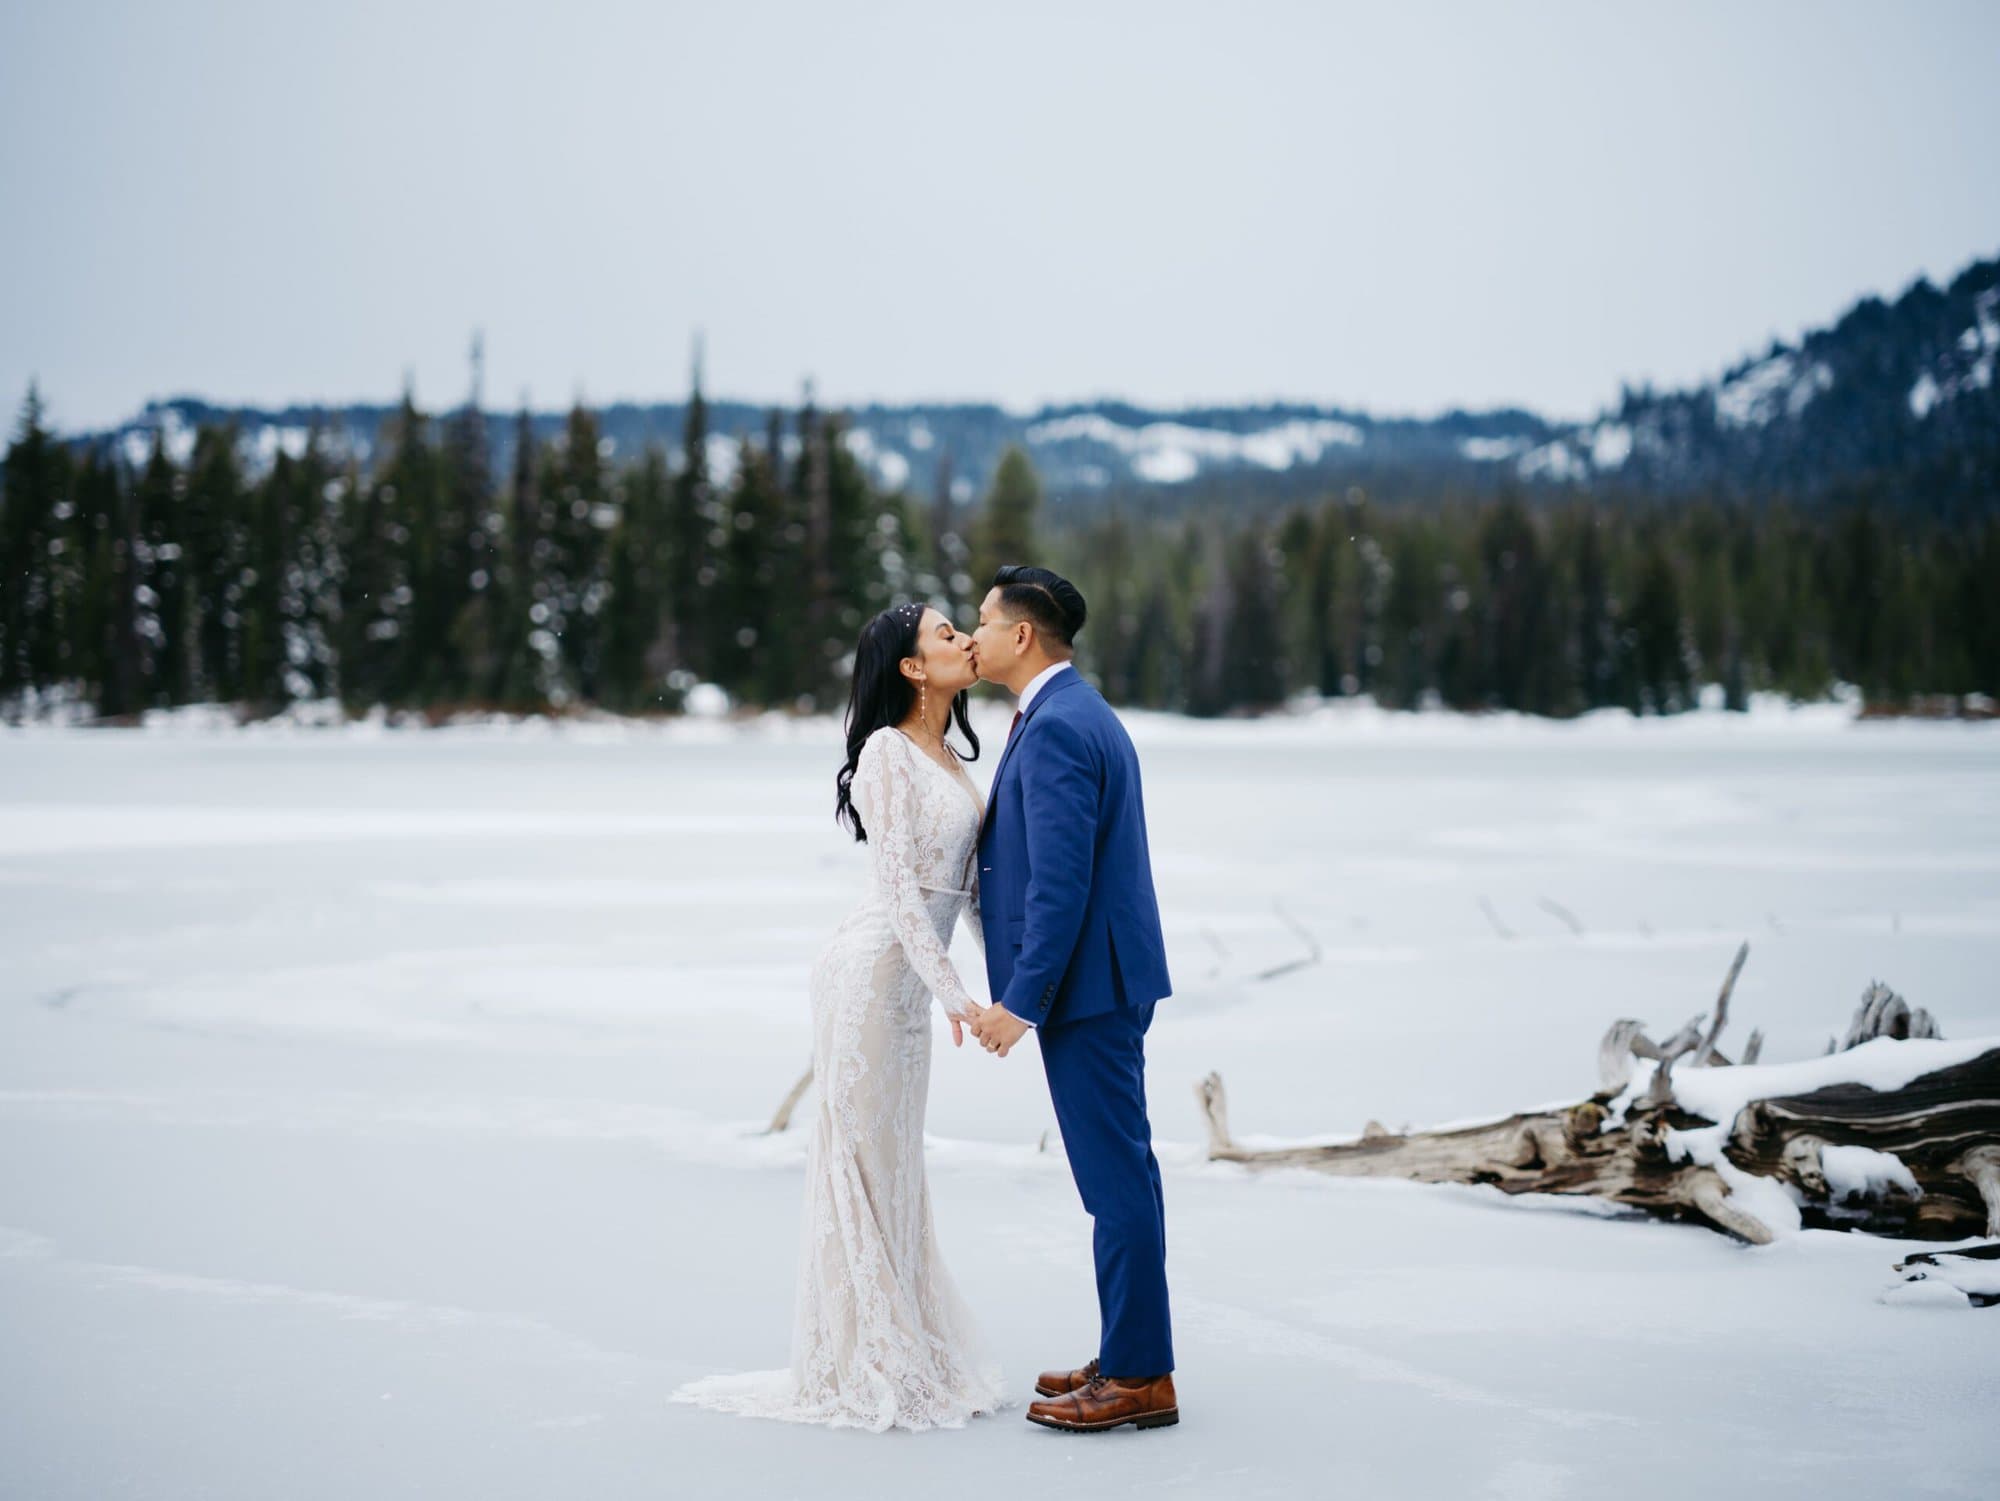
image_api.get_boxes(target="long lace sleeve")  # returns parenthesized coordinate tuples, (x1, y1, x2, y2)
(852, 731, 980, 1021)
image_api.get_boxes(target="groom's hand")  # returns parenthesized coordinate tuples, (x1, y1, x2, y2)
(972, 1005, 1030, 1057)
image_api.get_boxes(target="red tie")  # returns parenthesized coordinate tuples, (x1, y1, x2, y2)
(1009, 710, 1022, 740)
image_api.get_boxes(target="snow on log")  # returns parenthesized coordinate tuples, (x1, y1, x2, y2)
(1196, 951, 2000, 1257)
(1724, 1048, 1999, 1239)
(1892, 1242, 2000, 1308)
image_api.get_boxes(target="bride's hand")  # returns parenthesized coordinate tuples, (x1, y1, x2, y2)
(951, 1003, 986, 1048)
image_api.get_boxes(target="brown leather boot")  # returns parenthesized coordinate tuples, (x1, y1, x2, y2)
(1032, 1357, 1098, 1399)
(1026, 1371, 1178, 1432)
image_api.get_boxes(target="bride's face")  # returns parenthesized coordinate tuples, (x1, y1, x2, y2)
(905, 607, 978, 697)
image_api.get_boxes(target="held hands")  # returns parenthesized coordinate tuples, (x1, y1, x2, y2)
(968, 1003, 1030, 1058)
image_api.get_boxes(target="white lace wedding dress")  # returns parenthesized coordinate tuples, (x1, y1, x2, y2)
(670, 725, 1008, 1432)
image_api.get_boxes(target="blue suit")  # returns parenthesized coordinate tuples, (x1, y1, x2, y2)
(977, 667, 1175, 1377)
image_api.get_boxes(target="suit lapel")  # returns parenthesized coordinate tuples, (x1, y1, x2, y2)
(980, 668, 1084, 840)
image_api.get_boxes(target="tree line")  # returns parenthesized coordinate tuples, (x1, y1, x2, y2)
(3, 382, 1995, 723)
(1068, 484, 1999, 717)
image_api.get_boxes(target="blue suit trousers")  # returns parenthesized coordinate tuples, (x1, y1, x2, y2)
(1038, 998, 1174, 1378)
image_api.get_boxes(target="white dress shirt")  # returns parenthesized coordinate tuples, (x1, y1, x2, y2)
(996, 659, 1072, 1029)
(1015, 659, 1073, 719)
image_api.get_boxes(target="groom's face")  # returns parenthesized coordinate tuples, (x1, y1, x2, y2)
(969, 588, 1028, 689)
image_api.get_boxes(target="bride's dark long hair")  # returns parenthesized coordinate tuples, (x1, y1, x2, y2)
(834, 602, 981, 843)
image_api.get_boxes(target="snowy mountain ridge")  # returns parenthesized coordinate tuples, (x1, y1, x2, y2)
(62, 250, 2000, 512)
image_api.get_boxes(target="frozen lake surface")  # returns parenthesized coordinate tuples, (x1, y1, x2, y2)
(3, 701, 1997, 1499)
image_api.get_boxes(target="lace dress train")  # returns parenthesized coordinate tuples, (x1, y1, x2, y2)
(670, 726, 1007, 1432)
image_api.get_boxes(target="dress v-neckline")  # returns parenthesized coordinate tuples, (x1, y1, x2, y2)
(889, 728, 985, 824)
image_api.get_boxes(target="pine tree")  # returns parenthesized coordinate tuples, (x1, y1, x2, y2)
(1565, 505, 1617, 709)
(72, 450, 130, 713)
(1185, 524, 1233, 717)
(597, 517, 647, 710)
(239, 448, 293, 708)
(1221, 524, 1288, 711)
(667, 347, 713, 679)
(1082, 510, 1135, 701)
(1333, 491, 1383, 699)
(706, 432, 762, 695)
(1125, 580, 1178, 709)
(1476, 497, 1562, 714)
(289, 426, 344, 704)
(541, 400, 612, 703)
(181, 423, 250, 702)
(372, 386, 446, 704)
(796, 390, 837, 701)
(1624, 531, 1693, 714)
(98, 446, 143, 717)
(1, 384, 74, 700)
(823, 412, 886, 643)
(927, 447, 971, 623)
(440, 340, 497, 705)
(132, 429, 188, 705)
(338, 407, 416, 710)
(1371, 522, 1419, 710)
(489, 405, 548, 708)
(1270, 506, 1322, 700)
(973, 444, 1041, 587)
(628, 440, 677, 703)
(596, 429, 670, 713)
(751, 409, 812, 707)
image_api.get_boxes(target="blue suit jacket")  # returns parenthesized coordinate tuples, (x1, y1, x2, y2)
(976, 669, 1173, 1029)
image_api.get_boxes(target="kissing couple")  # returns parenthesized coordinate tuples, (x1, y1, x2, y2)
(672, 564, 1178, 1435)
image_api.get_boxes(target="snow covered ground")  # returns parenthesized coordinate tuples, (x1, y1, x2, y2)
(3, 700, 1997, 1499)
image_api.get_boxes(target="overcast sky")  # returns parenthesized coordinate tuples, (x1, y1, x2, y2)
(3, 0, 1996, 433)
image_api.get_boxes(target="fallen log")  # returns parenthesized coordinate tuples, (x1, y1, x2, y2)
(1196, 947, 2000, 1255)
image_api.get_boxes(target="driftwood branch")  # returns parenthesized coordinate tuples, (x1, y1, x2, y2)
(1197, 953, 2000, 1261)
(1254, 901, 1323, 982)
(1838, 979, 1941, 1051)
(765, 1062, 813, 1134)
(1693, 941, 1749, 1066)
(1538, 897, 1584, 936)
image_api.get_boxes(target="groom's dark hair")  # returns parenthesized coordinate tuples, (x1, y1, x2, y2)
(991, 565, 1087, 652)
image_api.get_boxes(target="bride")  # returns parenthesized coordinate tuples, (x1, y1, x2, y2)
(671, 600, 1007, 1432)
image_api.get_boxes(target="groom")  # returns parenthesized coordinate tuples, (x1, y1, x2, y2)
(966, 565, 1178, 1434)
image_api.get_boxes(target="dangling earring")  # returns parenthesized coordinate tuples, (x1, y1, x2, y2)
(920, 678, 929, 739)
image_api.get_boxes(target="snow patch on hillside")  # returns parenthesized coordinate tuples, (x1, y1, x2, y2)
(1714, 353, 1834, 429)
(1518, 439, 1586, 482)
(842, 427, 910, 490)
(1910, 287, 1999, 420)
(1459, 435, 1530, 462)
(117, 406, 200, 470)
(1588, 422, 1633, 468)
(1027, 414, 1364, 484)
